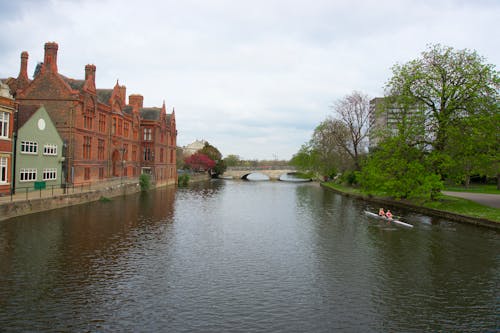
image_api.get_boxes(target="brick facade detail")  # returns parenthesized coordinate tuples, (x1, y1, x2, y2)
(7, 42, 177, 186)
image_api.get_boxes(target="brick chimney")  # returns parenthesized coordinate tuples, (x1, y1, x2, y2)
(84, 64, 96, 91)
(119, 85, 127, 106)
(129, 94, 144, 112)
(16, 51, 30, 91)
(19, 51, 29, 80)
(43, 42, 59, 73)
(85, 64, 96, 81)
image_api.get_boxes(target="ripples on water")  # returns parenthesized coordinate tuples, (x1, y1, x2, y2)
(0, 180, 498, 332)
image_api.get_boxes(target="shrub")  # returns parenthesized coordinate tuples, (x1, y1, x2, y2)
(139, 174, 151, 192)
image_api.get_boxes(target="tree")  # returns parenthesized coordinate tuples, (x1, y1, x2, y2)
(385, 44, 500, 178)
(224, 154, 241, 167)
(330, 91, 372, 170)
(184, 152, 215, 172)
(199, 142, 222, 161)
(176, 147, 185, 169)
(198, 142, 226, 176)
(290, 143, 328, 177)
(310, 118, 355, 175)
(359, 137, 443, 200)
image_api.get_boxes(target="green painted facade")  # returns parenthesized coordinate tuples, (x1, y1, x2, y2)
(16, 106, 63, 191)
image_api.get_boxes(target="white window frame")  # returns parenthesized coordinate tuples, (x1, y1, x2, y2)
(20, 168, 37, 182)
(20, 141, 38, 154)
(43, 144, 58, 156)
(0, 157, 7, 183)
(143, 128, 152, 141)
(0, 112, 9, 138)
(43, 168, 57, 180)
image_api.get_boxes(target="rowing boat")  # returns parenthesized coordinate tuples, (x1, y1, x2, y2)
(364, 211, 414, 228)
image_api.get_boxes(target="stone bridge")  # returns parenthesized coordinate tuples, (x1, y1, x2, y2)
(222, 167, 297, 180)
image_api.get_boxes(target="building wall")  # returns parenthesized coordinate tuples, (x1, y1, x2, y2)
(0, 88, 15, 195)
(11, 42, 177, 186)
(15, 106, 63, 191)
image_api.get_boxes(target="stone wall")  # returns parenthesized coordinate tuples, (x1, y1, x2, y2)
(0, 179, 176, 222)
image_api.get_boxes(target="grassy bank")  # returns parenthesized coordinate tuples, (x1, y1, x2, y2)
(444, 184, 500, 195)
(322, 182, 500, 224)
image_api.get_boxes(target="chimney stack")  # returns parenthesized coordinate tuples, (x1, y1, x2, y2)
(129, 94, 144, 111)
(19, 51, 29, 80)
(119, 85, 127, 106)
(43, 42, 59, 73)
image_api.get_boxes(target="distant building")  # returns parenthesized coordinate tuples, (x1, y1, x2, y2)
(369, 97, 424, 150)
(15, 105, 63, 191)
(0, 81, 15, 195)
(182, 139, 207, 157)
(4, 42, 177, 186)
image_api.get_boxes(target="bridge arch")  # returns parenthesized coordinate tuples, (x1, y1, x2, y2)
(241, 172, 271, 181)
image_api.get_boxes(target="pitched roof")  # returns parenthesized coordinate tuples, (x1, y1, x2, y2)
(123, 105, 133, 115)
(140, 107, 162, 120)
(60, 75, 85, 91)
(17, 104, 42, 128)
(96, 89, 112, 105)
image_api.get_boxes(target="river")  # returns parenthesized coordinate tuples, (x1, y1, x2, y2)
(0, 180, 498, 332)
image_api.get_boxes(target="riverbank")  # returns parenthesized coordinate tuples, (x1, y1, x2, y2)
(321, 182, 500, 230)
(0, 178, 181, 222)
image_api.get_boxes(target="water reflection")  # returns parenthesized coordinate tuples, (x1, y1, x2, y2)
(244, 172, 270, 181)
(0, 181, 498, 332)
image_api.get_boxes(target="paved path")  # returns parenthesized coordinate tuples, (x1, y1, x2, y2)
(442, 191, 500, 209)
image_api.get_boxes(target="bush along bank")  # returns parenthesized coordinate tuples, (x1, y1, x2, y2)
(321, 182, 500, 230)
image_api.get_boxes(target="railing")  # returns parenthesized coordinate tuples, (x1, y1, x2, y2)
(1, 177, 139, 203)
(226, 165, 295, 171)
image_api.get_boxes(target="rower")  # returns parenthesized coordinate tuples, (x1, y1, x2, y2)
(378, 208, 385, 217)
(385, 210, 393, 220)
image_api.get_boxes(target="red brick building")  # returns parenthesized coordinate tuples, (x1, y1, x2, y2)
(0, 81, 16, 195)
(5, 42, 177, 186)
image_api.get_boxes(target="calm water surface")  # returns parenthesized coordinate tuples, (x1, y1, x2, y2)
(0, 180, 498, 332)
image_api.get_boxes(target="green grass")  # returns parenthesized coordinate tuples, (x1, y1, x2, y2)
(424, 195, 500, 222)
(444, 184, 500, 194)
(323, 181, 500, 223)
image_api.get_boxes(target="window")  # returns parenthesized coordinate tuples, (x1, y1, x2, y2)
(124, 122, 129, 137)
(0, 112, 9, 138)
(160, 148, 164, 162)
(84, 168, 90, 180)
(0, 157, 7, 183)
(84, 114, 93, 129)
(143, 128, 152, 141)
(99, 167, 104, 179)
(144, 146, 152, 161)
(99, 114, 106, 132)
(132, 145, 137, 161)
(20, 168, 37, 182)
(118, 119, 123, 135)
(133, 128, 138, 140)
(98, 139, 105, 160)
(43, 168, 57, 180)
(83, 136, 92, 159)
(43, 144, 58, 156)
(112, 118, 116, 135)
(21, 141, 38, 154)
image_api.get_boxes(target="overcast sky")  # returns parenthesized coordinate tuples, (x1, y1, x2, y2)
(1, 0, 499, 160)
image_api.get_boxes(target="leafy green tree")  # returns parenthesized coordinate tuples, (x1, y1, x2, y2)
(385, 44, 500, 177)
(359, 137, 443, 200)
(224, 154, 241, 167)
(290, 143, 331, 178)
(310, 119, 354, 175)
